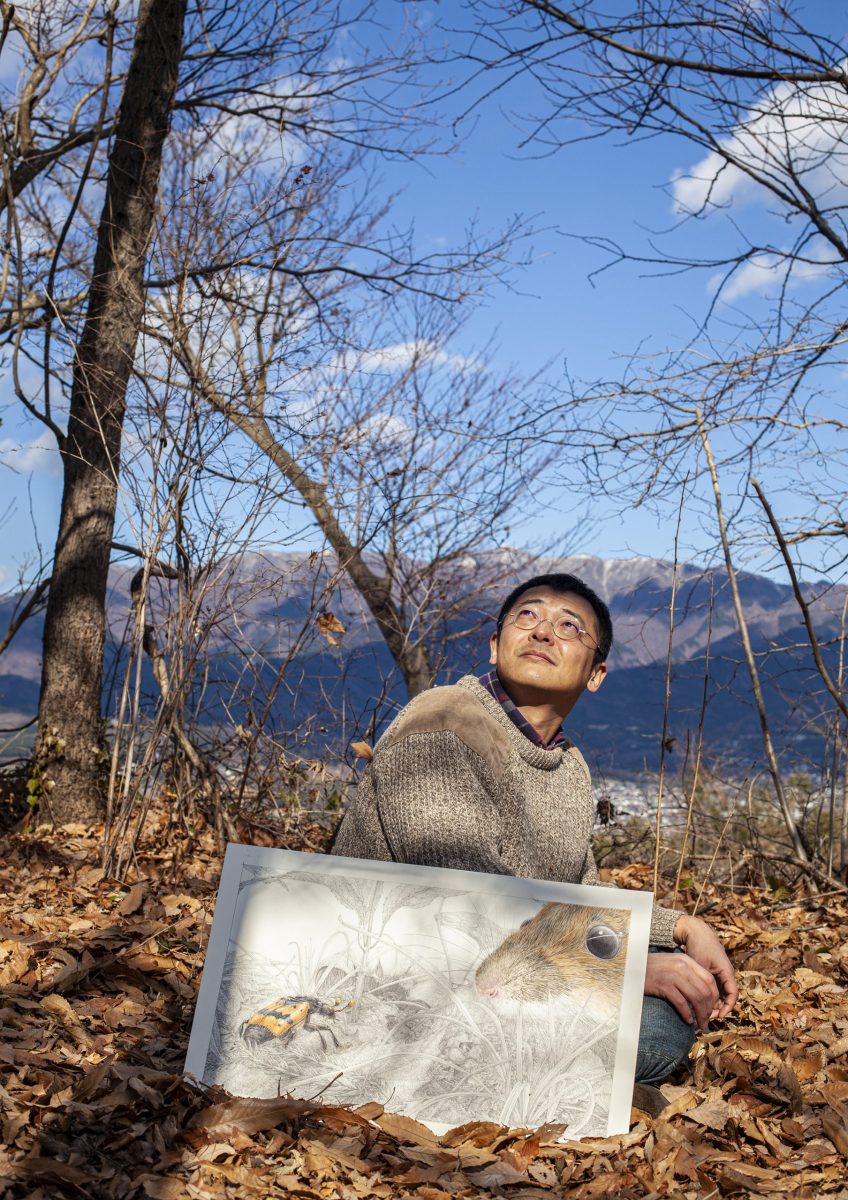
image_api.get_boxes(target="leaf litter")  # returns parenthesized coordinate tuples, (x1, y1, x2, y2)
(0, 817, 847, 1199)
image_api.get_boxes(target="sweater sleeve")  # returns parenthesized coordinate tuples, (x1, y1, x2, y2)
(579, 845, 683, 948)
(350, 729, 514, 875)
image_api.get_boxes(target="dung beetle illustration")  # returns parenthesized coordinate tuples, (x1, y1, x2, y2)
(240, 994, 352, 1050)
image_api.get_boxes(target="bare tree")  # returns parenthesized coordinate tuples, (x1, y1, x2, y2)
(143, 244, 547, 697)
(125, 74, 541, 700)
(1, 0, 534, 824)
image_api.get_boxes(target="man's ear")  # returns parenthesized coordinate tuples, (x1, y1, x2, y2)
(489, 630, 498, 665)
(586, 661, 607, 693)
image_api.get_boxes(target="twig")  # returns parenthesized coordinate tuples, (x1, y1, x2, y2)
(837, 594, 848, 872)
(751, 478, 848, 723)
(766, 855, 847, 892)
(769, 887, 847, 911)
(654, 477, 686, 895)
(674, 571, 714, 905)
(697, 412, 810, 867)
(0, 715, 38, 734)
(693, 781, 745, 917)
(0, 576, 50, 658)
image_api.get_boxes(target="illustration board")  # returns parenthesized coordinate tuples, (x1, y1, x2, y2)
(185, 844, 653, 1137)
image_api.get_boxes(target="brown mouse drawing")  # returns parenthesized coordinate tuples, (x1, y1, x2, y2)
(474, 903, 629, 1011)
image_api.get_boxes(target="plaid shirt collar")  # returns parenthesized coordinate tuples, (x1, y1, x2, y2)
(477, 668, 567, 750)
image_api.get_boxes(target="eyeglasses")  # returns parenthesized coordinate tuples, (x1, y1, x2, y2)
(506, 604, 599, 652)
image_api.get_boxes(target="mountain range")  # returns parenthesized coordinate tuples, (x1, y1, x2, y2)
(1, 551, 845, 776)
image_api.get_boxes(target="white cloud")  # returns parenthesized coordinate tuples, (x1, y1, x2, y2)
(355, 410, 413, 449)
(710, 253, 780, 301)
(671, 156, 754, 213)
(350, 339, 476, 374)
(709, 241, 836, 301)
(671, 74, 848, 216)
(0, 429, 60, 475)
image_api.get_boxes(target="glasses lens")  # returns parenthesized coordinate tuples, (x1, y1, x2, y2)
(510, 607, 597, 649)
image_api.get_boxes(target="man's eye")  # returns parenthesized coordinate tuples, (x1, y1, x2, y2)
(557, 618, 579, 634)
(517, 607, 538, 619)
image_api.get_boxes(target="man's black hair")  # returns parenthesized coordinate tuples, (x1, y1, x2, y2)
(496, 573, 613, 662)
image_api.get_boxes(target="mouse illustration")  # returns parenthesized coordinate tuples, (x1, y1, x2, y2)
(474, 903, 629, 1010)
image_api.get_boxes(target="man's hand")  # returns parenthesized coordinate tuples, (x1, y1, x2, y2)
(644, 914, 738, 1030)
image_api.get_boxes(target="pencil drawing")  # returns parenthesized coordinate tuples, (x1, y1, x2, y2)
(194, 855, 639, 1136)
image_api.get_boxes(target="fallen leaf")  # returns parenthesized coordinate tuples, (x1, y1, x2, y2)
(827, 1036, 848, 1061)
(684, 1096, 731, 1132)
(449, 1142, 498, 1169)
(440, 1120, 506, 1148)
(47, 955, 101, 994)
(3, 807, 848, 1200)
(732, 1036, 784, 1066)
(395, 1162, 450, 1185)
(528, 1159, 559, 1185)
(140, 1177, 186, 1198)
(118, 882, 145, 915)
(776, 1063, 804, 1113)
(795, 966, 838, 992)
(821, 1114, 848, 1158)
(0, 941, 30, 986)
(468, 1160, 530, 1186)
(355, 1101, 383, 1119)
(789, 1047, 826, 1081)
(42, 992, 78, 1025)
(300, 1135, 373, 1175)
(188, 1096, 315, 1134)
(6, 1156, 100, 1185)
(376, 1111, 440, 1146)
(820, 1082, 848, 1109)
(502, 1134, 541, 1170)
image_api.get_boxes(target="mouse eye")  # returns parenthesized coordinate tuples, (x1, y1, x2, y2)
(585, 924, 621, 960)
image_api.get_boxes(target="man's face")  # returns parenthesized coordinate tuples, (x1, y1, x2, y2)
(489, 586, 607, 704)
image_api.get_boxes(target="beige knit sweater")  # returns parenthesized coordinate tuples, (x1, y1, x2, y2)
(332, 674, 681, 946)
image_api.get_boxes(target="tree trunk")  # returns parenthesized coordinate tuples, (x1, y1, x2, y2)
(36, 0, 187, 824)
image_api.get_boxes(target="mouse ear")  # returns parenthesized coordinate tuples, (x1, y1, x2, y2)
(585, 923, 622, 960)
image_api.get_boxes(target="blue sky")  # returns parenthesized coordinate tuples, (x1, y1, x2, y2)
(1, 0, 846, 588)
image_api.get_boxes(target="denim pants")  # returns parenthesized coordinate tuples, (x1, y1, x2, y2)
(634, 949, 697, 1084)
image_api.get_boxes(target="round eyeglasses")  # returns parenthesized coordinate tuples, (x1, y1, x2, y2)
(507, 604, 599, 652)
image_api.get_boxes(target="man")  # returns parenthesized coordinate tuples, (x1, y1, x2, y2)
(332, 572, 737, 1097)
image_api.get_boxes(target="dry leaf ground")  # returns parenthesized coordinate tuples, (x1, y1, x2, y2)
(1, 813, 847, 1199)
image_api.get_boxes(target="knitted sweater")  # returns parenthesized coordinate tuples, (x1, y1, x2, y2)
(332, 675, 681, 947)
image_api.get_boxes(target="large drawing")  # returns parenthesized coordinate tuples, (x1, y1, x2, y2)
(185, 845, 652, 1137)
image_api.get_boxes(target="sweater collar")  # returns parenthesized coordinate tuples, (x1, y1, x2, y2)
(456, 675, 568, 770)
(476, 667, 568, 749)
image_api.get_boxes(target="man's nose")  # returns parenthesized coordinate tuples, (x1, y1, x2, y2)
(530, 619, 555, 642)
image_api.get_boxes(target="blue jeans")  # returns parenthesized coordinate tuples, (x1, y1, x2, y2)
(635, 950, 697, 1084)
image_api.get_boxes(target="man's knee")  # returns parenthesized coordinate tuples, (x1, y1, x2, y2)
(635, 995, 696, 1085)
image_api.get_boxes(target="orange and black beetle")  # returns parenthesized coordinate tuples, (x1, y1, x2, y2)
(240, 995, 349, 1050)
